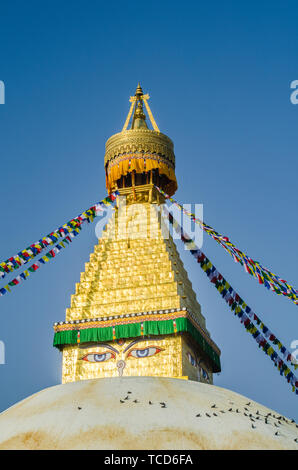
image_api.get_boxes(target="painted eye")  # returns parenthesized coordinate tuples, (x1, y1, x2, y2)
(128, 347, 163, 359)
(187, 352, 196, 366)
(81, 352, 115, 362)
(202, 368, 210, 381)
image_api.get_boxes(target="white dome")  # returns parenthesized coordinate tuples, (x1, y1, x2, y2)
(0, 377, 297, 450)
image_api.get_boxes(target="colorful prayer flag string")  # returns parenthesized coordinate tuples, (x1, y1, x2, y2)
(162, 205, 298, 394)
(0, 192, 119, 281)
(0, 233, 79, 296)
(0, 194, 119, 297)
(156, 186, 298, 306)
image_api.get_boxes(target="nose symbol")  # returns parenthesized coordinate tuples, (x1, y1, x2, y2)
(117, 360, 126, 376)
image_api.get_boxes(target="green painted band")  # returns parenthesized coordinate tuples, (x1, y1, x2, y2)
(53, 317, 221, 372)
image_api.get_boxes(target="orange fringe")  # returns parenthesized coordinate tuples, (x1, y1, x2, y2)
(106, 157, 177, 196)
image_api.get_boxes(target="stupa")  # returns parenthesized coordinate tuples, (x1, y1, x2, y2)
(53, 83, 220, 385)
(0, 85, 297, 450)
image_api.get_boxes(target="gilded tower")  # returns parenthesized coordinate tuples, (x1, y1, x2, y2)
(53, 85, 221, 383)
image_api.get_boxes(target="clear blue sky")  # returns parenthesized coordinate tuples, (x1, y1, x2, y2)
(0, 0, 297, 421)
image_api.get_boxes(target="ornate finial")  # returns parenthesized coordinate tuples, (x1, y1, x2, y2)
(131, 97, 147, 129)
(122, 84, 160, 133)
(132, 83, 146, 127)
(135, 83, 143, 97)
(106, 85, 177, 196)
(134, 101, 146, 121)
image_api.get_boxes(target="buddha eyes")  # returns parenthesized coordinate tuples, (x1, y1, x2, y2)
(80, 346, 163, 363)
(81, 352, 115, 362)
(128, 347, 163, 359)
(186, 352, 210, 382)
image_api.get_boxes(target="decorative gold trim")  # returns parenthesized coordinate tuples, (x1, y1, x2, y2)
(107, 153, 175, 173)
(54, 309, 221, 357)
(105, 129, 175, 167)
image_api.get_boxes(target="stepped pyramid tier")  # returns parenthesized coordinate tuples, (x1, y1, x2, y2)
(53, 85, 221, 384)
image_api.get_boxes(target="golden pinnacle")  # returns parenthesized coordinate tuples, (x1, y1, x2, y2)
(135, 83, 143, 97)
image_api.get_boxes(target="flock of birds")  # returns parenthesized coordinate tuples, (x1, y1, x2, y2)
(119, 391, 167, 408)
(111, 392, 298, 443)
(193, 401, 298, 442)
(75, 391, 298, 444)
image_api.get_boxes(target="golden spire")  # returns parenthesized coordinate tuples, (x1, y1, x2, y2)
(122, 83, 160, 132)
(135, 82, 143, 97)
(105, 85, 177, 196)
(131, 84, 148, 129)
